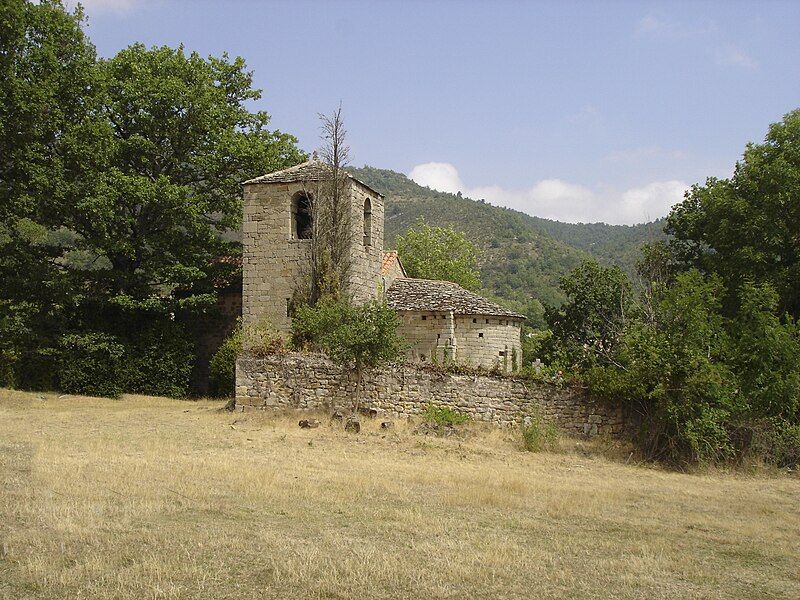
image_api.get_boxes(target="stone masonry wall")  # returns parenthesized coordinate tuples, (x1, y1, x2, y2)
(453, 315, 522, 371)
(346, 181, 384, 304)
(242, 181, 311, 333)
(397, 312, 523, 372)
(243, 178, 383, 335)
(236, 353, 628, 437)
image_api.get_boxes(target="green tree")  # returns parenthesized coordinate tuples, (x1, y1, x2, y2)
(396, 216, 481, 290)
(67, 43, 304, 300)
(585, 271, 738, 463)
(0, 2, 305, 394)
(727, 283, 800, 421)
(546, 260, 631, 368)
(667, 109, 800, 318)
(291, 298, 405, 411)
(0, 0, 97, 385)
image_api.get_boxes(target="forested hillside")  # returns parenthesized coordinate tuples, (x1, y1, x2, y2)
(350, 166, 665, 310)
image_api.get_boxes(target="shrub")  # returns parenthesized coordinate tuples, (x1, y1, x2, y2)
(422, 404, 470, 427)
(520, 414, 559, 452)
(209, 324, 243, 397)
(242, 319, 285, 358)
(123, 325, 195, 398)
(211, 319, 283, 397)
(58, 333, 126, 398)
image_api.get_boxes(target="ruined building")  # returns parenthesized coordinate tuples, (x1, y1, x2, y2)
(242, 159, 524, 371)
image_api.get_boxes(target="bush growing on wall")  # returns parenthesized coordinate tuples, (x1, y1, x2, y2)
(210, 319, 285, 397)
(291, 298, 404, 410)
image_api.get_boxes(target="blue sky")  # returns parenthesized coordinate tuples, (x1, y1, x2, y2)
(73, 0, 800, 224)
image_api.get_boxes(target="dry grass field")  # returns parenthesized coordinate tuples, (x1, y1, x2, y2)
(1, 388, 798, 599)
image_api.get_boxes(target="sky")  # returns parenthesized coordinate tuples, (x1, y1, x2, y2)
(71, 0, 800, 225)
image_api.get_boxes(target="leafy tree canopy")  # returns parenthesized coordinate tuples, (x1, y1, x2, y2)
(0, 1, 305, 394)
(396, 216, 481, 291)
(667, 109, 800, 317)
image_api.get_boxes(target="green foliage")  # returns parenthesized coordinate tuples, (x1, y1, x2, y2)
(351, 166, 663, 308)
(547, 260, 632, 368)
(520, 414, 559, 452)
(55, 321, 196, 399)
(209, 324, 243, 397)
(396, 216, 482, 290)
(58, 333, 126, 398)
(728, 284, 800, 420)
(291, 298, 404, 371)
(0, 2, 303, 396)
(667, 109, 800, 319)
(122, 325, 195, 398)
(584, 271, 739, 463)
(422, 404, 470, 426)
(210, 319, 284, 397)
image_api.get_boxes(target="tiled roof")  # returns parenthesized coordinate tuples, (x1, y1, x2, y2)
(243, 158, 383, 197)
(381, 251, 406, 276)
(386, 278, 525, 319)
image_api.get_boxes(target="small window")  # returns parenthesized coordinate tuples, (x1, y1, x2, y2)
(363, 197, 372, 246)
(478, 332, 484, 338)
(437, 333, 441, 339)
(422, 315, 427, 321)
(291, 192, 312, 239)
(499, 350, 506, 357)
(472, 318, 477, 323)
(485, 319, 489, 324)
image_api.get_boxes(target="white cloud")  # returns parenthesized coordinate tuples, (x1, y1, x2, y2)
(65, 0, 138, 14)
(618, 180, 688, 224)
(717, 45, 759, 70)
(408, 162, 465, 195)
(408, 162, 688, 225)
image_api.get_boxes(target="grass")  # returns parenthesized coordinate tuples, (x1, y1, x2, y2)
(1, 388, 799, 599)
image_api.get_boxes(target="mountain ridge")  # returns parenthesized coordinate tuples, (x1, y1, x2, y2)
(350, 165, 666, 315)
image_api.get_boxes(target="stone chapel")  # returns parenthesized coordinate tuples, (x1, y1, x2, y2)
(242, 158, 524, 371)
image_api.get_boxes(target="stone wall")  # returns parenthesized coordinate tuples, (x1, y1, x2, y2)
(396, 312, 523, 372)
(345, 181, 385, 304)
(453, 315, 522, 371)
(242, 181, 311, 333)
(236, 353, 627, 437)
(242, 178, 383, 335)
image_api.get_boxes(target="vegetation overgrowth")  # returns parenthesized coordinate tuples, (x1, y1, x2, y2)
(530, 110, 800, 467)
(0, 0, 303, 396)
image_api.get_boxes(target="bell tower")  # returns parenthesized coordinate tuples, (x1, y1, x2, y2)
(241, 159, 384, 334)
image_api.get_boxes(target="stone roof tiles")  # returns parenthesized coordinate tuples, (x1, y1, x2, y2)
(386, 278, 525, 319)
(243, 158, 383, 197)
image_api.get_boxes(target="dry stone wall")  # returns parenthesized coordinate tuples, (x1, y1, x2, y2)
(236, 353, 628, 436)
